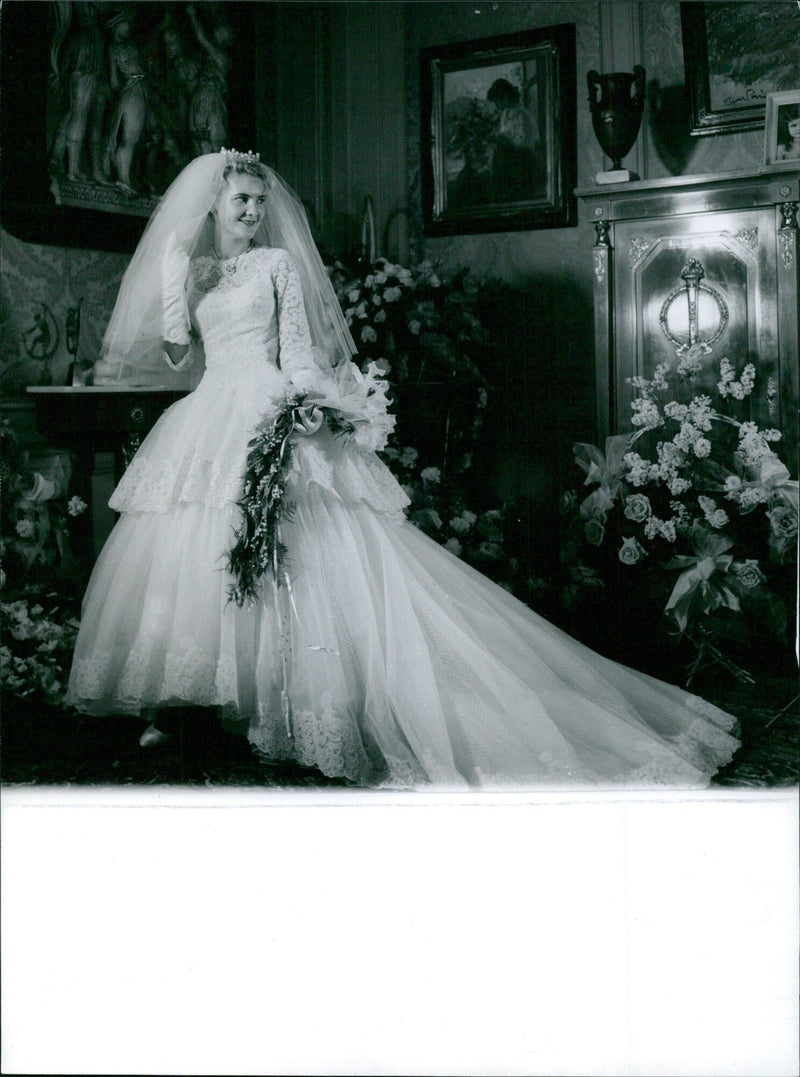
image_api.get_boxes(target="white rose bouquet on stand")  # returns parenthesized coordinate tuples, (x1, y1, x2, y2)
(565, 357, 797, 684)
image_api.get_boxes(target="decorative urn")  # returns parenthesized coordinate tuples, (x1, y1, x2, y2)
(587, 66, 646, 183)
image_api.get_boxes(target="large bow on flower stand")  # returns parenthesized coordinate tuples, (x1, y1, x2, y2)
(663, 523, 740, 633)
(573, 434, 632, 519)
(662, 523, 763, 685)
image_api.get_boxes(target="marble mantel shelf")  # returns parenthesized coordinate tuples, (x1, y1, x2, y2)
(574, 164, 799, 199)
(27, 385, 179, 394)
(574, 168, 799, 227)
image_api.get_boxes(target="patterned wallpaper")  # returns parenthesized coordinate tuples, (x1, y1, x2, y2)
(1, 227, 128, 391)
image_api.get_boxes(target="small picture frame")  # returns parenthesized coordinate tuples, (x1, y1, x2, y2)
(764, 90, 800, 168)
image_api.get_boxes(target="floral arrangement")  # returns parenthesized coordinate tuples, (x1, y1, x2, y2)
(563, 355, 797, 683)
(225, 361, 396, 606)
(383, 443, 510, 572)
(332, 256, 514, 489)
(331, 256, 490, 393)
(1, 418, 88, 704)
(1, 597, 79, 706)
(1, 420, 87, 592)
(328, 256, 540, 583)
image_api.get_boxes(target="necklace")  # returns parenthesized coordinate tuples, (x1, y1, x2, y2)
(212, 242, 252, 275)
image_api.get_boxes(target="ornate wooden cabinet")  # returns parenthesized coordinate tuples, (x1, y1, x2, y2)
(577, 169, 799, 468)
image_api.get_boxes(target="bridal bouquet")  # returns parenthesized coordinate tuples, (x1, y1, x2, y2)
(296, 358, 396, 452)
(226, 360, 396, 606)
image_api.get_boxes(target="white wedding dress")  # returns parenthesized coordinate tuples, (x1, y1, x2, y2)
(66, 247, 739, 788)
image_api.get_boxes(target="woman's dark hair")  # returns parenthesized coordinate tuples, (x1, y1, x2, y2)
(777, 103, 800, 149)
(487, 78, 520, 108)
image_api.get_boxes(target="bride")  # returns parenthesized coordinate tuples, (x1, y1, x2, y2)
(66, 149, 739, 788)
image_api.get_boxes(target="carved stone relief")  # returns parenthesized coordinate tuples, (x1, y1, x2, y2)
(47, 1, 230, 218)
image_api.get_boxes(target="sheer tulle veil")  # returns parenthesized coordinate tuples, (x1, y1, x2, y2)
(95, 152, 356, 387)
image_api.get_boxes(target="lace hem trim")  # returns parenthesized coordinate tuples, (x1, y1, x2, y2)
(246, 691, 390, 785)
(68, 645, 739, 789)
(67, 633, 740, 789)
(67, 636, 240, 712)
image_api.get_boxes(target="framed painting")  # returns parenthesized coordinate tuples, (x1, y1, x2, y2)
(680, 2, 799, 136)
(420, 24, 577, 236)
(0, 0, 257, 253)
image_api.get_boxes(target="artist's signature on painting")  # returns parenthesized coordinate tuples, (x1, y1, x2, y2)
(723, 88, 767, 107)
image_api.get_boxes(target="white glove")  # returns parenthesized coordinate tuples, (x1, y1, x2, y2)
(286, 366, 324, 395)
(162, 232, 191, 347)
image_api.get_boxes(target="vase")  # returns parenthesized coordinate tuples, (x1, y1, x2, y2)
(587, 66, 646, 181)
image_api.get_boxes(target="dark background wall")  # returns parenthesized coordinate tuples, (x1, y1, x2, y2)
(1, 1, 773, 511)
(265, 1, 767, 509)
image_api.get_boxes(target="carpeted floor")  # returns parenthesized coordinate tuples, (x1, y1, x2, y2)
(1, 701, 349, 788)
(2, 675, 797, 788)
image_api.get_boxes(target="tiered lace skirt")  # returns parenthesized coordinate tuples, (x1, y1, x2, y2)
(67, 371, 739, 789)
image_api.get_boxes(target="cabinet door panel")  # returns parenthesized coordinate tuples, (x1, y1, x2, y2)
(614, 208, 780, 435)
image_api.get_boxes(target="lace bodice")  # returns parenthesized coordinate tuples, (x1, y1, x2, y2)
(181, 246, 316, 380)
(110, 242, 411, 519)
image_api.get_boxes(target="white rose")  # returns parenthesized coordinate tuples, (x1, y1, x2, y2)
(618, 536, 644, 565)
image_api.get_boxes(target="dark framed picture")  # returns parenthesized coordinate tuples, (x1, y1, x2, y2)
(764, 90, 800, 167)
(0, 0, 256, 253)
(420, 24, 576, 236)
(680, 2, 799, 137)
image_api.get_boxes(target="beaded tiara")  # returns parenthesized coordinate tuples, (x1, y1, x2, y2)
(220, 147, 261, 165)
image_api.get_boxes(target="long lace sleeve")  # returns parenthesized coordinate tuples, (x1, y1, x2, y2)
(162, 234, 193, 371)
(272, 250, 319, 391)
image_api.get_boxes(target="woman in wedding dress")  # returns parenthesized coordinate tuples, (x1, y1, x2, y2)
(66, 150, 739, 789)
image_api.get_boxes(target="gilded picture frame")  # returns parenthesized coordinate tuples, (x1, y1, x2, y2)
(680, 2, 799, 137)
(420, 24, 577, 236)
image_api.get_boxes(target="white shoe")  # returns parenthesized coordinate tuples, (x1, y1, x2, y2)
(138, 722, 173, 748)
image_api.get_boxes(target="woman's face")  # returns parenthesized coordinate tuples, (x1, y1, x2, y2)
(213, 173, 266, 245)
(788, 117, 800, 140)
